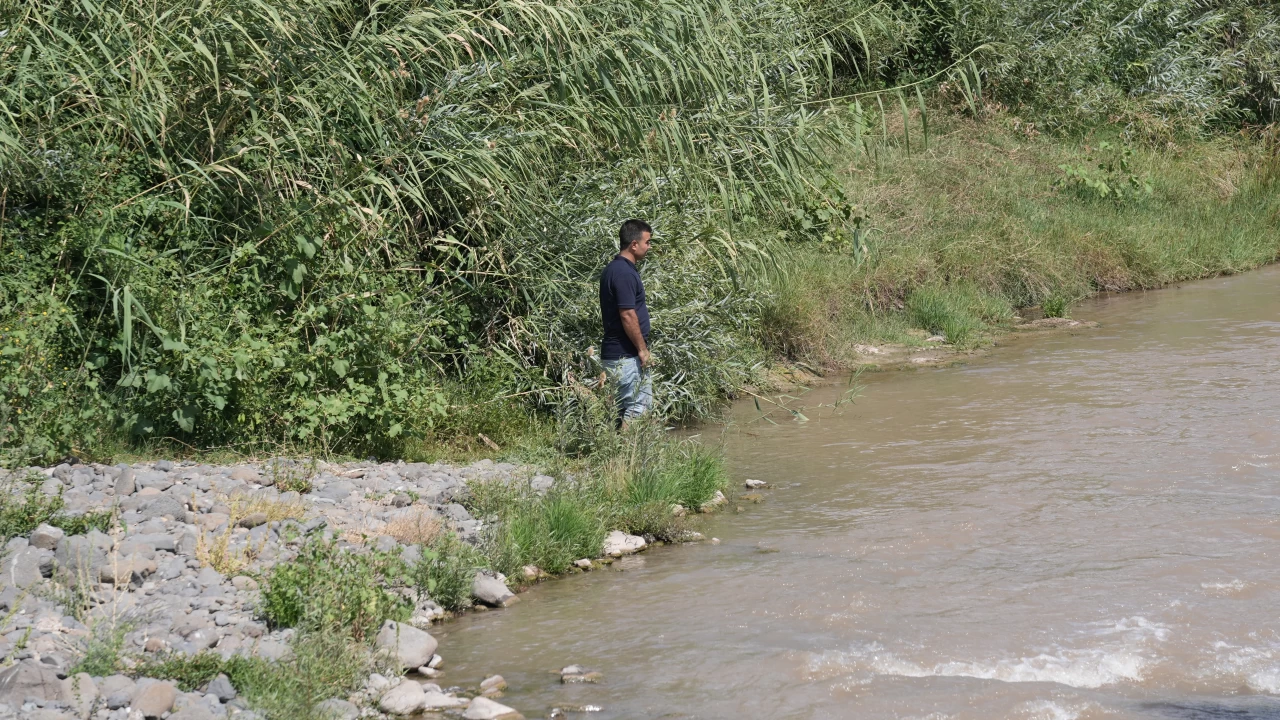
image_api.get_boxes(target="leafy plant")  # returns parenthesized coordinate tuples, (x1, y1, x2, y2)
(1042, 294, 1071, 319)
(411, 534, 488, 612)
(259, 537, 410, 640)
(1056, 143, 1154, 205)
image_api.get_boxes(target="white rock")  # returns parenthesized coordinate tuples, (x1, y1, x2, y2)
(463, 696, 524, 720)
(573, 558, 593, 569)
(601, 530, 646, 557)
(744, 479, 768, 489)
(472, 572, 518, 608)
(422, 691, 468, 710)
(378, 681, 425, 715)
(699, 490, 727, 513)
(374, 621, 439, 670)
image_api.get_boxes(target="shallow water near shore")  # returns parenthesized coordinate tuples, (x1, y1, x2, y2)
(436, 265, 1280, 719)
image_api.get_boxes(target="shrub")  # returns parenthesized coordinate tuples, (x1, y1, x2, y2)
(411, 534, 489, 612)
(259, 538, 410, 640)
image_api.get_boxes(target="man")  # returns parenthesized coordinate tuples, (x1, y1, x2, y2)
(599, 219, 653, 426)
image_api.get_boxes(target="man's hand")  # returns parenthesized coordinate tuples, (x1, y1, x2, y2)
(639, 348, 652, 367)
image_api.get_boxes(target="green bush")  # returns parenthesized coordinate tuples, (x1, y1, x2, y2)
(412, 534, 488, 613)
(259, 538, 410, 640)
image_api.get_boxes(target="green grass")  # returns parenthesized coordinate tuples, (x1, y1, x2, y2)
(760, 112, 1280, 365)
(135, 633, 377, 720)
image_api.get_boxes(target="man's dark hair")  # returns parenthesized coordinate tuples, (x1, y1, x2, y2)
(619, 219, 652, 250)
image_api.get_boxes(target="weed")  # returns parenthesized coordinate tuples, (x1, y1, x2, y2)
(1042, 294, 1071, 319)
(259, 537, 410, 640)
(411, 533, 488, 612)
(135, 632, 379, 720)
(266, 460, 318, 495)
(906, 288, 984, 346)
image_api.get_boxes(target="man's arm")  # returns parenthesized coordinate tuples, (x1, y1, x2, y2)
(619, 309, 651, 367)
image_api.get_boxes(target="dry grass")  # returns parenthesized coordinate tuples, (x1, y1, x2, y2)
(380, 509, 445, 547)
(220, 493, 306, 524)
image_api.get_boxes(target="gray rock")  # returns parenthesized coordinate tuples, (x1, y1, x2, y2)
(313, 698, 359, 720)
(374, 621, 438, 670)
(205, 674, 235, 702)
(0, 659, 62, 705)
(186, 628, 219, 652)
(114, 469, 136, 497)
(315, 481, 356, 500)
(472, 572, 518, 608)
(530, 475, 554, 493)
(2, 547, 46, 590)
(99, 675, 135, 709)
(58, 673, 96, 720)
(132, 534, 177, 552)
(28, 525, 64, 551)
(41, 478, 63, 495)
(134, 471, 174, 492)
(237, 513, 267, 529)
(391, 493, 412, 508)
(479, 675, 507, 695)
(138, 495, 185, 520)
(443, 503, 472, 522)
(378, 681, 425, 715)
(154, 460, 175, 472)
(132, 680, 177, 718)
(463, 696, 524, 720)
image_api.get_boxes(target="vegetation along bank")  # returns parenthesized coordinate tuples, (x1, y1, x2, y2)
(0, 0, 1277, 716)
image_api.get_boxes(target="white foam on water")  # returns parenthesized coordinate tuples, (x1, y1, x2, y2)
(1200, 579, 1249, 596)
(1207, 640, 1280, 694)
(806, 617, 1168, 690)
(1017, 700, 1083, 720)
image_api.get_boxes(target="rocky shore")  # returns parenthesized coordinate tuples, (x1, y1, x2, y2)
(0, 458, 671, 720)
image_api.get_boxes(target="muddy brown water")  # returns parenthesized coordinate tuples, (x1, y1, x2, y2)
(435, 266, 1280, 720)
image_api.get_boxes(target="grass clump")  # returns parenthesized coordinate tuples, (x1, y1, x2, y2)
(0, 474, 117, 542)
(411, 534, 489, 612)
(136, 633, 377, 720)
(259, 538, 410, 640)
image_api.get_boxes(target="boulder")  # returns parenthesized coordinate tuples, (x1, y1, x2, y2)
(479, 675, 507, 696)
(229, 467, 260, 483)
(237, 513, 268, 529)
(132, 679, 178, 718)
(2, 547, 46, 590)
(472, 572, 518, 608)
(0, 659, 63, 705)
(138, 494, 186, 520)
(134, 471, 174, 492)
(58, 673, 97, 720)
(205, 674, 236, 702)
(374, 621, 438, 670)
(378, 681, 425, 715)
(463, 696, 524, 720)
(99, 675, 135, 710)
(602, 530, 646, 557)
(314, 698, 359, 720)
(29, 524, 65, 551)
(422, 691, 468, 709)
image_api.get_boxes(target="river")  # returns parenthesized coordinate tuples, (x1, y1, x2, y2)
(434, 266, 1280, 720)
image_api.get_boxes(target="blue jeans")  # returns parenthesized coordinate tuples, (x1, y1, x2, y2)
(603, 356, 653, 424)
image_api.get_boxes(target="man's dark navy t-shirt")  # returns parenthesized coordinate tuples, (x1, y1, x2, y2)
(599, 255, 650, 360)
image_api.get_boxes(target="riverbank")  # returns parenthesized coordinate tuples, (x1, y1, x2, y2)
(0, 442, 730, 719)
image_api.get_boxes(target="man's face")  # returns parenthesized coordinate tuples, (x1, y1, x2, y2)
(631, 231, 652, 261)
